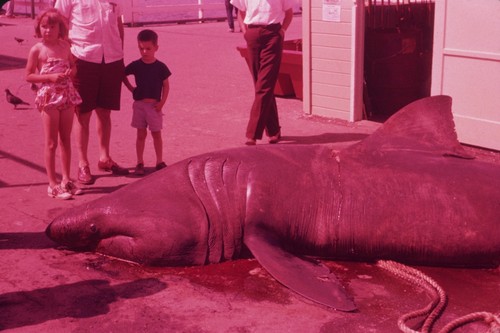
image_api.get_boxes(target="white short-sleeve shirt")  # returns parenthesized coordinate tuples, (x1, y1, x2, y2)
(230, 0, 295, 25)
(55, 0, 123, 64)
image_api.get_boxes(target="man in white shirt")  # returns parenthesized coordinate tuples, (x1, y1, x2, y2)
(231, 0, 294, 145)
(55, 0, 129, 185)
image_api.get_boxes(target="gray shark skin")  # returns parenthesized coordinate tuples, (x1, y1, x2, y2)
(46, 96, 500, 312)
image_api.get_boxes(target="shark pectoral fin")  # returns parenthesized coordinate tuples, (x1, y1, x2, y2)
(243, 224, 357, 312)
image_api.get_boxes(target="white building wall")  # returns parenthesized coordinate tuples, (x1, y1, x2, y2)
(431, 0, 500, 151)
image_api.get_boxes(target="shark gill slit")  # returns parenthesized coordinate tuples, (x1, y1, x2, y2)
(187, 159, 212, 263)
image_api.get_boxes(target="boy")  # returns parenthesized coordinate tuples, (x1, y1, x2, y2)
(123, 29, 172, 175)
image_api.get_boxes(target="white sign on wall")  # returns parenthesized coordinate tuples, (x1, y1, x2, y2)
(322, 0, 341, 22)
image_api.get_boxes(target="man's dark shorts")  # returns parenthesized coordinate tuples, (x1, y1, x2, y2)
(73, 58, 125, 113)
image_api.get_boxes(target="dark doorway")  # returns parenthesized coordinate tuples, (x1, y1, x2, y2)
(363, 0, 435, 121)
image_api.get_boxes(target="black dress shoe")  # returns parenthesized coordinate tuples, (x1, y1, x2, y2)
(245, 138, 256, 145)
(268, 131, 281, 144)
(97, 159, 129, 175)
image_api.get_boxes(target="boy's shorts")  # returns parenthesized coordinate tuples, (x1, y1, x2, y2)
(73, 58, 124, 113)
(131, 100, 163, 132)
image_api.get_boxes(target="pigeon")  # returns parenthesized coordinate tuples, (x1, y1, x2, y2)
(5, 89, 30, 109)
(14, 37, 25, 44)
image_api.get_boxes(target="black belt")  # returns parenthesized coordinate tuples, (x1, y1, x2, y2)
(247, 23, 281, 29)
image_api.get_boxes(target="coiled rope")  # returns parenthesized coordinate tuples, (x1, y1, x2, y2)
(377, 260, 500, 333)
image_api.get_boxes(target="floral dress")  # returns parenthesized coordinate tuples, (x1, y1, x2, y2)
(35, 58, 82, 112)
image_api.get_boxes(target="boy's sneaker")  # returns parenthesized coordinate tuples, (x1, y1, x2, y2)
(156, 162, 167, 171)
(64, 181, 83, 195)
(47, 185, 72, 200)
(134, 163, 145, 176)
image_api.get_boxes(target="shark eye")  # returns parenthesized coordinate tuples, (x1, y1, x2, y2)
(90, 224, 97, 233)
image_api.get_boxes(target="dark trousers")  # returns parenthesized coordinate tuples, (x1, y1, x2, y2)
(244, 24, 283, 140)
(225, 0, 236, 30)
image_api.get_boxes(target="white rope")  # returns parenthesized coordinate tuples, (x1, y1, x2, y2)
(439, 312, 500, 333)
(377, 260, 499, 333)
(377, 260, 447, 333)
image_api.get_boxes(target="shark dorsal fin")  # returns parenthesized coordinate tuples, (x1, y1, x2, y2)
(353, 96, 474, 158)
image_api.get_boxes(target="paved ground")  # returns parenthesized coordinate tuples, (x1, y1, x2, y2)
(1, 15, 499, 333)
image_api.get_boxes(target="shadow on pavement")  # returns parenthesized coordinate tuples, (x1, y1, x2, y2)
(0, 54, 26, 71)
(0, 232, 54, 249)
(0, 149, 132, 193)
(0, 278, 167, 330)
(0, 149, 46, 176)
(79, 183, 129, 195)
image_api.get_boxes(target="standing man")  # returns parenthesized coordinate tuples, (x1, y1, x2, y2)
(55, 0, 129, 185)
(225, 0, 236, 32)
(230, 0, 294, 145)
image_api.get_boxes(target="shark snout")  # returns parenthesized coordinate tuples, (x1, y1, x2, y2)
(45, 216, 99, 250)
(45, 223, 54, 239)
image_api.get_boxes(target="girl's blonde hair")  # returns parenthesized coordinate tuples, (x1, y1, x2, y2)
(35, 8, 69, 40)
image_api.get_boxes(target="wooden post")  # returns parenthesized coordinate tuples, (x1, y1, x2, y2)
(198, 0, 203, 21)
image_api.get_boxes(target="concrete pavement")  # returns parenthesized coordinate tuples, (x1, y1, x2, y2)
(1, 14, 499, 333)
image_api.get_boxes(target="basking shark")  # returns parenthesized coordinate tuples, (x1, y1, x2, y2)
(46, 96, 500, 311)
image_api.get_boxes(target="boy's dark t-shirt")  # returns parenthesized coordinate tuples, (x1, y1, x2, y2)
(125, 59, 172, 101)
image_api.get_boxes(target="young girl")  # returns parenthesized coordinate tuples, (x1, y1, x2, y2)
(26, 8, 82, 199)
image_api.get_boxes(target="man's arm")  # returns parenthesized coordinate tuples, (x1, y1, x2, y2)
(237, 10, 247, 33)
(54, 0, 71, 19)
(281, 8, 293, 32)
(117, 16, 125, 49)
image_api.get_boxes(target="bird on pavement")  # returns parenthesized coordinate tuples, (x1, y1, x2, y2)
(5, 89, 30, 109)
(14, 37, 25, 45)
